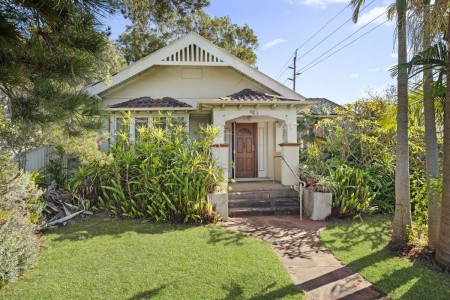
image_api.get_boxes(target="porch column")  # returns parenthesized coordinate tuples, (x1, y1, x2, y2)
(211, 111, 228, 188)
(279, 111, 300, 186)
(279, 143, 300, 186)
(210, 143, 229, 186)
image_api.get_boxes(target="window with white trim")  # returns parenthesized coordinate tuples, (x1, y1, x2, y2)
(134, 117, 149, 139)
(112, 114, 188, 143)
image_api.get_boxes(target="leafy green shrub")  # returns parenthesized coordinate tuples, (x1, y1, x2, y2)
(70, 118, 224, 224)
(45, 158, 67, 188)
(0, 152, 43, 287)
(331, 165, 376, 217)
(299, 98, 396, 217)
(0, 216, 40, 287)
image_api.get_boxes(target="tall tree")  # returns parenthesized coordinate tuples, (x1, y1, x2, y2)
(436, 0, 450, 267)
(351, 0, 412, 243)
(391, 0, 413, 243)
(0, 0, 207, 161)
(117, 9, 258, 65)
(421, 0, 440, 250)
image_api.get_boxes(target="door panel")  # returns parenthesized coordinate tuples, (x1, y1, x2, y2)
(235, 124, 256, 178)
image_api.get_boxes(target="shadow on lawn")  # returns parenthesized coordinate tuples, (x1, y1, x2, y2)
(221, 281, 300, 300)
(321, 216, 450, 300)
(321, 216, 391, 252)
(346, 246, 449, 299)
(46, 217, 193, 243)
(208, 227, 248, 246)
(128, 285, 167, 300)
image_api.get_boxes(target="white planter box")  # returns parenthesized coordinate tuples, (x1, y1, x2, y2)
(302, 190, 332, 221)
(207, 192, 228, 221)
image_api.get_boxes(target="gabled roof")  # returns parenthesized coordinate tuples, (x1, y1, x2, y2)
(220, 89, 301, 102)
(306, 98, 342, 115)
(86, 32, 306, 101)
(108, 97, 192, 109)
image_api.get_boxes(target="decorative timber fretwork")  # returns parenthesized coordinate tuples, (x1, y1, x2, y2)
(161, 44, 225, 65)
(237, 128, 252, 137)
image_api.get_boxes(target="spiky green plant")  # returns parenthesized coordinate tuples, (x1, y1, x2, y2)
(70, 115, 224, 224)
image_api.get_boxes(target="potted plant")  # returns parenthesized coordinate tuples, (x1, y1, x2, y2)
(311, 175, 336, 193)
(299, 166, 317, 187)
(302, 175, 335, 221)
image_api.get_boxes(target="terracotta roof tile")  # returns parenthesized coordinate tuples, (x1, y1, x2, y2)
(109, 97, 192, 108)
(221, 89, 300, 102)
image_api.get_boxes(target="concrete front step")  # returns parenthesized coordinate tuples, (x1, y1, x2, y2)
(229, 198, 299, 209)
(228, 189, 299, 200)
(229, 206, 300, 217)
(228, 184, 300, 217)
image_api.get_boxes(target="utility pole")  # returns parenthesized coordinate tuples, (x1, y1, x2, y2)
(288, 49, 301, 91)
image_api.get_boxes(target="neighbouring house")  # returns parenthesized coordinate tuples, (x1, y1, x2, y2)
(86, 32, 316, 186)
(298, 98, 342, 148)
(306, 98, 342, 116)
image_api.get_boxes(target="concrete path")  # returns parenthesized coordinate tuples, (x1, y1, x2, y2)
(221, 216, 386, 300)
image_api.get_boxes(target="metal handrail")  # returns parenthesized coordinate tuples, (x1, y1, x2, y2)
(273, 155, 306, 220)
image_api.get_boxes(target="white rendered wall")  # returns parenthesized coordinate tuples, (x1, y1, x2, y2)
(101, 66, 270, 108)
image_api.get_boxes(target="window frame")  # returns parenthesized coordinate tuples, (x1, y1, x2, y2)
(110, 113, 189, 144)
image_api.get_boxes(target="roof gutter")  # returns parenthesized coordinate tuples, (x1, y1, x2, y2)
(106, 107, 197, 112)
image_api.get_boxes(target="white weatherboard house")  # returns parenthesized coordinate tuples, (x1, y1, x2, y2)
(87, 32, 314, 187)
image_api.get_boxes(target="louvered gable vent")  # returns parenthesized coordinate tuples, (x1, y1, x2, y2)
(161, 44, 224, 63)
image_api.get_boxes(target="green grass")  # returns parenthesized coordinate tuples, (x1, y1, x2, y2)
(0, 217, 301, 299)
(320, 215, 450, 300)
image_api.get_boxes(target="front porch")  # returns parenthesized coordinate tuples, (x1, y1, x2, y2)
(207, 103, 304, 187)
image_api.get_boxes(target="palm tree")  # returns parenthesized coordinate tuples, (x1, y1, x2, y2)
(436, 10, 450, 268)
(421, 0, 440, 250)
(351, 0, 412, 243)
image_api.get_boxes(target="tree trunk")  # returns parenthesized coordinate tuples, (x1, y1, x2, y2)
(392, 3, 412, 244)
(423, 2, 440, 250)
(435, 16, 450, 268)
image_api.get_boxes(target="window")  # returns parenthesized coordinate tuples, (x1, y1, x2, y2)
(112, 115, 188, 144)
(134, 117, 149, 139)
(116, 117, 127, 133)
(171, 116, 186, 127)
(153, 117, 167, 129)
(152, 116, 186, 130)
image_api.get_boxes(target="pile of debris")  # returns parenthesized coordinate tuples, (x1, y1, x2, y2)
(43, 187, 92, 227)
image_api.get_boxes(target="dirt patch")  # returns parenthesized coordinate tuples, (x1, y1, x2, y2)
(389, 242, 450, 274)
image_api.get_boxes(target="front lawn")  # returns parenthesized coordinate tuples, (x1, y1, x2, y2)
(320, 215, 450, 300)
(0, 218, 301, 299)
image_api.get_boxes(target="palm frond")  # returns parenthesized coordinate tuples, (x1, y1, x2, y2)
(390, 41, 447, 80)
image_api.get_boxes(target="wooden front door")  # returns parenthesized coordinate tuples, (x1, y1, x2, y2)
(236, 123, 256, 178)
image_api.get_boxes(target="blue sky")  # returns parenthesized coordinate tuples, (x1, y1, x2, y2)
(106, 0, 397, 105)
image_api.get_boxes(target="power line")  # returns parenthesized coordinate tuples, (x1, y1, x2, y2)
(299, 20, 389, 74)
(295, 4, 350, 52)
(275, 53, 295, 80)
(294, 0, 377, 65)
(278, 0, 376, 83)
(299, 11, 387, 72)
(275, 4, 349, 80)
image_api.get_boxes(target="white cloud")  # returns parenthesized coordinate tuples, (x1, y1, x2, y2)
(390, 52, 398, 59)
(356, 6, 392, 27)
(350, 73, 360, 78)
(287, 0, 347, 9)
(368, 68, 381, 73)
(262, 38, 287, 50)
